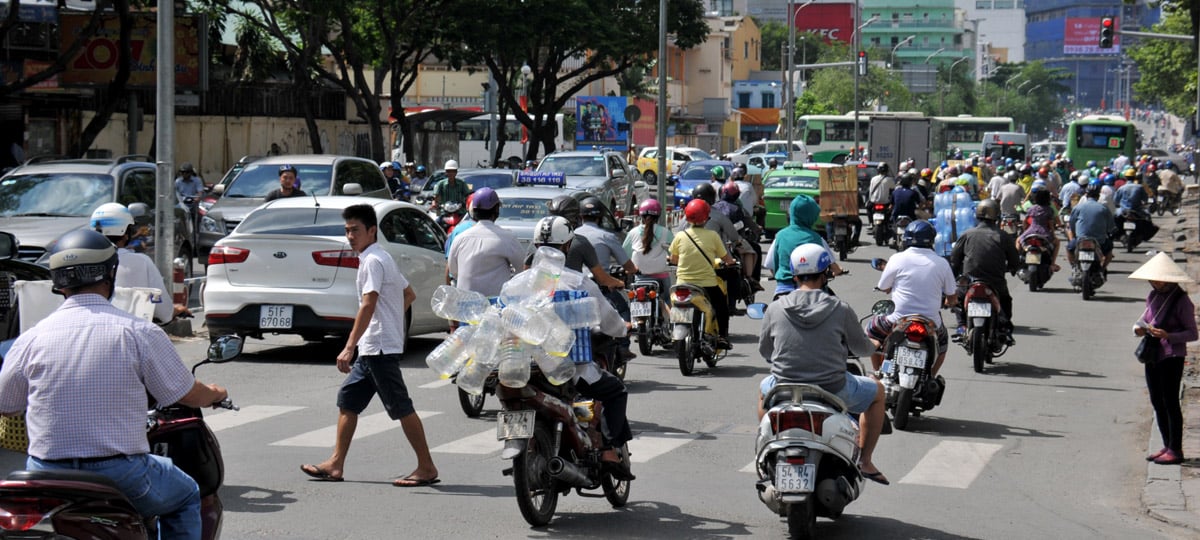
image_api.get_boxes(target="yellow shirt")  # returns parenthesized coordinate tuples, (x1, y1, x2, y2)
(670, 226, 728, 287)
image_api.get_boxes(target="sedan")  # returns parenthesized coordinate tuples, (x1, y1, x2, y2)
(536, 150, 645, 217)
(670, 159, 737, 209)
(202, 197, 448, 343)
(490, 184, 629, 253)
(762, 168, 822, 237)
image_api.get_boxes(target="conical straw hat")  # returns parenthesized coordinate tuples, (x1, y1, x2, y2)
(1128, 252, 1194, 283)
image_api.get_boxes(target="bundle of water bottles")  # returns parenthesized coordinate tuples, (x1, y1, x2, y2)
(931, 186, 977, 257)
(424, 247, 601, 394)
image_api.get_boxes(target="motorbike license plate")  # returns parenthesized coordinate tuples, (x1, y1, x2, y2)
(775, 462, 817, 494)
(1124, 221, 1137, 231)
(967, 302, 992, 317)
(670, 307, 694, 323)
(873, 213, 885, 223)
(631, 302, 653, 318)
(1078, 251, 1095, 262)
(835, 225, 848, 235)
(259, 305, 293, 329)
(496, 410, 536, 440)
(1025, 252, 1042, 265)
(894, 346, 926, 368)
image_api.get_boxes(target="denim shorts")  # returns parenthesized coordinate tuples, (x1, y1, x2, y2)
(337, 353, 416, 420)
(760, 373, 879, 415)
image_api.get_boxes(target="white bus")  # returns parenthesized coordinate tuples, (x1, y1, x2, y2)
(456, 113, 565, 167)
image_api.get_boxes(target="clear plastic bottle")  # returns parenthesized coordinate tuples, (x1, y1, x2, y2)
(425, 325, 477, 377)
(430, 285, 490, 323)
(541, 316, 577, 357)
(529, 246, 566, 299)
(497, 337, 531, 388)
(532, 346, 576, 385)
(456, 358, 490, 395)
(500, 304, 550, 345)
(499, 271, 536, 308)
(553, 297, 601, 329)
(469, 307, 505, 368)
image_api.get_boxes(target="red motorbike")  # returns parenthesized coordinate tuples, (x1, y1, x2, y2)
(953, 277, 1009, 373)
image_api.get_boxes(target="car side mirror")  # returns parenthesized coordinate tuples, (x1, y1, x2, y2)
(127, 202, 151, 220)
(212, 184, 226, 195)
(342, 183, 363, 196)
(612, 168, 626, 178)
(0, 231, 16, 261)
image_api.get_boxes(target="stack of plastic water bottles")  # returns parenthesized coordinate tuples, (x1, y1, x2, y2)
(424, 247, 600, 394)
(932, 186, 977, 257)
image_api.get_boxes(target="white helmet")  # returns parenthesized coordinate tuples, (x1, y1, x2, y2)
(444, 159, 459, 171)
(789, 243, 832, 276)
(533, 216, 574, 246)
(90, 203, 135, 238)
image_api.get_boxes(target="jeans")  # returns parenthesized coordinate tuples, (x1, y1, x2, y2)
(576, 370, 632, 447)
(28, 453, 201, 540)
(1146, 357, 1185, 455)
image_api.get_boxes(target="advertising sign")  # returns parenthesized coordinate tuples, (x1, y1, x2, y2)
(575, 96, 629, 150)
(1063, 17, 1120, 55)
(794, 3, 854, 44)
(59, 13, 204, 88)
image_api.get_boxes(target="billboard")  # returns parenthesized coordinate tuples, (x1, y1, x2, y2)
(59, 13, 205, 88)
(1064, 17, 1120, 55)
(794, 3, 854, 44)
(575, 96, 629, 150)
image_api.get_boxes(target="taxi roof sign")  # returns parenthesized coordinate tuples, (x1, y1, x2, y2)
(781, 161, 808, 169)
(517, 171, 566, 187)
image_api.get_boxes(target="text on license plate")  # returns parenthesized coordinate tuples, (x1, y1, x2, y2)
(1124, 222, 1137, 231)
(630, 302, 652, 318)
(967, 302, 992, 317)
(1025, 252, 1041, 264)
(894, 346, 926, 368)
(670, 307, 694, 323)
(496, 410, 536, 440)
(873, 213, 885, 222)
(775, 462, 816, 493)
(1078, 251, 1095, 261)
(259, 305, 293, 329)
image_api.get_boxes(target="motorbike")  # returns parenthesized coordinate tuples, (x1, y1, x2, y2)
(1017, 234, 1053, 292)
(954, 277, 1009, 373)
(1070, 236, 1106, 301)
(1155, 189, 1181, 216)
(433, 202, 464, 233)
(874, 304, 943, 431)
(455, 370, 498, 418)
(869, 203, 891, 246)
(628, 277, 671, 356)
(669, 283, 721, 376)
(495, 335, 632, 527)
(828, 215, 855, 261)
(754, 384, 867, 539)
(891, 215, 912, 252)
(999, 213, 1022, 236)
(0, 335, 241, 540)
(1116, 207, 1158, 253)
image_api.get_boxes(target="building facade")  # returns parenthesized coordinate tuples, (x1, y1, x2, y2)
(955, 0, 1026, 80)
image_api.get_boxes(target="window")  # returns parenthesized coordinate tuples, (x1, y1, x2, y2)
(870, 37, 880, 46)
(737, 92, 751, 108)
(334, 160, 384, 195)
(975, 1, 991, 8)
(890, 36, 899, 46)
(761, 92, 776, 108)
(744, 41, 749, 59)
(381, 209, 444, 252)
(994, 0, 1014, 8)
(805, 129, 822, 146)
(120, 168, 157, 208)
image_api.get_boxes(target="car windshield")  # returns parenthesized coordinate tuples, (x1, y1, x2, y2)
(236, 207, 348, 236)
(680, 167, 718, 180)
(225, 164, 333, 198)
(538, 156, 606, 176)
(685, 149, 712, 160)
(765, 175, 819, 189)
(459, 172, 515, 191)
(0, 173, 113, 217)
(497, 198, 550, 222)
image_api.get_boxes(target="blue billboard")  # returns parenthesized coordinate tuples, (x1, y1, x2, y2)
(575, 96, 628, 150)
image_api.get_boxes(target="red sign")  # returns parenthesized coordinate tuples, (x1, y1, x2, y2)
(59, 13, 204, 88)
(1063, 17, 1120, 55)
(794, 3, 854, 44)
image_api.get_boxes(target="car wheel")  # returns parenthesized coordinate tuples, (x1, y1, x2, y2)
(643, 170, 657, 185)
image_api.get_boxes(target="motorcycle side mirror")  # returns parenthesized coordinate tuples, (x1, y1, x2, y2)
(870, 299, 895, 315)
(0, 232, 16, 261)
(746, 302, 767, 320)
(207, 335, 244, 363)
(870, 258, 886, 271)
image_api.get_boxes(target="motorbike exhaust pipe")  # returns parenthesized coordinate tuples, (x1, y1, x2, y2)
(547, 456, 591, 488)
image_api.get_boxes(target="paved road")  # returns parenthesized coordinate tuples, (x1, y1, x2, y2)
(2, 217, 1196, 538)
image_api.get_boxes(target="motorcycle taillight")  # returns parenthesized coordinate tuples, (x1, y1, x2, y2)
(674, 289, 691, 302)
(904, 322, 928, 343)
(635, 287, 647, 302)
(648, 290, 657, 300)
(966, 282, 991, 299)
(873, 203, 886, 212)
(1027, 238, 1042, 248)
(0, 496, 66, 531)
(768, 409, 830, 435)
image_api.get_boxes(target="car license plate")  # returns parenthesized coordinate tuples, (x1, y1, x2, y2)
(873, 213, 885, 223)
(894, 346, 926, 368)
(631, 301, 652, 318)
(1078, 251, 1095, 262)
(1025, 252, 1042, 264)
(1124, 221, 1137, 231)
(780, 200, 790, 212)
(496, 410, 536, 440)
(670, 307, 694, 323)
(259, 305, 293, 329)
(775, 462, 816, 493)
(967, 302, 992, 317)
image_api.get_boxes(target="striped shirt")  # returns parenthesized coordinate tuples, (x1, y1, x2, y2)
(0, 294, 194, 460)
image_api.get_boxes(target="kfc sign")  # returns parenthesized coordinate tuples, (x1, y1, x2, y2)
(795, 3, 855, 45)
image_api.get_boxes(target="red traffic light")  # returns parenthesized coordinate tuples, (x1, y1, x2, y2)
(1101, 17, 1114, 28)
(858, 51, 866, 58)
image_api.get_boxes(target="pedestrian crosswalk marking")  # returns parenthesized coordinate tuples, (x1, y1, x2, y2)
(207, 405, 306, 433)
(268, 410, 442, 447)
(628, 433, 698, 463)
(419, 379, 453, 389)
(739, 461, 757, 474)
(898, 440, 1002, 489)
(431, 429, 501, 454)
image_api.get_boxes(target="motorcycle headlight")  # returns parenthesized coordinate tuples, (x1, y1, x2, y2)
(200, 216, 219, 233)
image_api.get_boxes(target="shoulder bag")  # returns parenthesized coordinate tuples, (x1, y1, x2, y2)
(1136, 289, 1181, 364)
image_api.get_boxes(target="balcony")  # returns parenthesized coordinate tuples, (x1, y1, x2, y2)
(862, 20, 958, 31)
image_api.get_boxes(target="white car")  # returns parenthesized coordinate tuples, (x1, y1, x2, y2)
(202, 196, 448, 344)
(723, 140, 807, 165)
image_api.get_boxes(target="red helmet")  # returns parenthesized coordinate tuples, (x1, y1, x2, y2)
(638, 198, 662, 217)
(684, 199, 710, 224)
(720, 180, 740, 201)
(920, 168, 932, 178)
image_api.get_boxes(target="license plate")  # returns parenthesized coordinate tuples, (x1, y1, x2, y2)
(670, 307, 694, 323)
(780, 200, 790, 212)
(1025, 252, 1042, 264)
(775, 462, 816, 494)
(835, 226, 848, 235)
(631, 301, 652, 318)
(967, 302, 992, 317)
(496, 410, 536, 440)
(1079, 251, 1095, 262)
(873, 213, 885, 223)
(1124, 221, 1137, 231)
(894, 346, 926, 368)
(259, 305, 293, 329)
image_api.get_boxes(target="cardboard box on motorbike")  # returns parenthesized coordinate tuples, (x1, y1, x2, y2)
(818, 164, 859, 219)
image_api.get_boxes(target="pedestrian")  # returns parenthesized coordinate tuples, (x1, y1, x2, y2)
(1130, 253, 1197, 465)
(300, 204, 439, 486)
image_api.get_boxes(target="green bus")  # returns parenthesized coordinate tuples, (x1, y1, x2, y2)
(1066, 115, 1139, 166)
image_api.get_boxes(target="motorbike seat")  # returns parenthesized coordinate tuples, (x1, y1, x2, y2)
(764, 383, 848, 413)
(7, 469, 122, 492)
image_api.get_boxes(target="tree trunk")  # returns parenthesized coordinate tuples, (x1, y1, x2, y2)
(73, 0, 132, 157)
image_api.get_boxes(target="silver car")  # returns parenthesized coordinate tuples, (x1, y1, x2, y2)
(535, 150, 646, 217)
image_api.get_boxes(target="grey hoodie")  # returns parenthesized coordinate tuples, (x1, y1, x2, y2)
(758, 288, 875, 393)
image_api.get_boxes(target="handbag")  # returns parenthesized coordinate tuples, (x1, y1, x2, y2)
(1136, 289, 1181, 364)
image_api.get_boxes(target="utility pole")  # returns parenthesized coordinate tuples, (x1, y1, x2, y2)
(784, 0, 795, 157)
(153, 0, 175, 282)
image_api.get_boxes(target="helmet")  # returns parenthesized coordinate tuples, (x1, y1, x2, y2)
(1037, 166, 1049, 177)
(416, 165, 427, 173)
(1085, 160, 1097, 169)
(788, 243, 832, 276)
(1164, 160, 1174, 170)
(90, 203, 135, 238)
(902, 220, 936, 249)
(975, 199, 1000, 221)
(444, 159, 459, 170)
(1123, 168, 1137, 178)
(731, 165, 747, 179)
(179, 162, 195, 174)
(877, 163, 890, 174)
(720, 181, 740, 201)
(1101, 173, 1115, 186)
(48, 229, 119, 291)
(898, 173, 914, 188)
(580, 196, 604, 218)
(637, 198, 662, 217)
(711, 165, 727, 180)
(1086, 180, 1102, 198)
(533, 216, 574, 246)
(379, 163, 391, 171)
(683, 199, 710, 224)
(692, 182, 717, 204)
(1148, 164, 1157, 173)
(392, 161, 403, 171)
(920, 168, 932, 178)
(768, 158, 778, 167)
(1030, 180, 1047, 193)
(547, 195, 581, 226)
(1004, 158, 1014, 166)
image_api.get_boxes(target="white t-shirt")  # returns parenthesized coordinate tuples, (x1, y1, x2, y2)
(115, 248, 173, 323)
(621, 224, 674, 275)
(356, 243, 409, 355)
(447, 220, 524, 297)
(877, 247, 956, 326)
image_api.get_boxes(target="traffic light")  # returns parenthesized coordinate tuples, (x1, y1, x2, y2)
(857, 50, 868, 76)
(1098, 16, 1115, 49)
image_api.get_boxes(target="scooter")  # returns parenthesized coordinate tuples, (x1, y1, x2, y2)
(867, 261, 945, 430)
(432, 202, 464, 233)
(954, 277, 1009, 373)
(628, 277, 671, 356)
(891, 215, 912, 252)
(869, 203, 891, 246)
(0, 336, 241, 540)
(1017, 234, 1053, 292)
(828, 215, 855, 261)
(999, 213, 1022, 236)
(1116, 207, 1158, 253)
(670, 283, 721, 376)
(1070, 236, 1106, 301)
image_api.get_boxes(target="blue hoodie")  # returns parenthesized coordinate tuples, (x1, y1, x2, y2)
(769, 195, 824, 294)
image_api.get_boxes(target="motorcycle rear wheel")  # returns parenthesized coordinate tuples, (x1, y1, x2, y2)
(601, 443, 631, 508)
(637, 326, 653, 356)
(458, 388, 485, 418)
(971, 329, 989, 373)
(1082, 272, 1095, 301)
(676, 333, 695, 376)
(786, 498, 816, 540)
(1027, 265, 1040, 293)
(893, 388, 914, 431)
(513, 422, 559, 527)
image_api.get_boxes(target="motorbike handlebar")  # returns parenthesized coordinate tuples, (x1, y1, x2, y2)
(213, 398, 238, 411)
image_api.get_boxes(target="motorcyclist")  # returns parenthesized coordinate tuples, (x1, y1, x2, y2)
(757, 243, 889, 485)
(867, 162, 895, 213)
(0, 229, 228, 540)
(411, 164, 429, 188)
(432, 159, 469, 220)
(764, 194, 845, 299)
(576, 196, 637, 360)
(1067, 181, 1117, 277)
(174, 162, 205, 207)
(675, 182, 740, 250)
(1156, 162, 1184, 215)
(992, 169, 1025, 218)
(889, 172, 926, 225)
(541, 194, 625, 289)
(916, 167, 935, 200)
(950, 198, 1020, 344)
(622, 199, 674, 323)
(382, 162, 408, 200)
(713, 182, 763, 294)
(89, 203, 188, 324)
(669, 199, 736, 350)
(1016, 183, 1062, 273)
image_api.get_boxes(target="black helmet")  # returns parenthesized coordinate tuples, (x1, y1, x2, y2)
(48, 229, 119, 292)
(975, 199, 1000, 221)
(902, 220, 936, 249)
(579, 196, 604, 218)
(898, 173, 914, 188)
(877, 163, 890, 175)
(692, 182, 717, 204)
(547, 194, 581, 227)
(179, 162, 195, 174)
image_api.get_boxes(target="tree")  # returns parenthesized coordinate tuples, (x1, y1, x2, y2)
(1126, 6, 1197, 121)
(0, 2, 105, 99)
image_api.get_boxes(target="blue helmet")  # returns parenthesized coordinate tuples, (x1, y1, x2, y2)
(1030, 180, 1048, 193)
(416, 165, 427, 173)
(391, 161, 403, 171)
(902, 220, 936, 249)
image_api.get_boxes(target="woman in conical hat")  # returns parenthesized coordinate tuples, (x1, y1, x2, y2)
(1130, 252, 1197, 465)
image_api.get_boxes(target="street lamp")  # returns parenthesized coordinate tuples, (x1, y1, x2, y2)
(891, 35, 915, 70)
(1016, 79, 1033, 93)
(923, 47, 946, 64)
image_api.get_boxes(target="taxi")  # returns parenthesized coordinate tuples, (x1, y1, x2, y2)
(761, 162, 824, 238)
(491, 171, 628, 252)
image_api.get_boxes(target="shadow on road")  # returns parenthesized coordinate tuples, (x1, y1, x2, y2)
(220, 485, 298, 514)
(812, 514, 984, 539)
(689, 363, 769, 379)
(903, 416, 1064, 440)
(525, 500, 752, 539)
(981, 362, 1105, 380)
(625, 378, 711, 395)
(1011, 326, 1054, 337)
(407, 482, 514, 499)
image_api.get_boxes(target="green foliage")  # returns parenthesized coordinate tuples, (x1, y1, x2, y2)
(793, 91, 836, 117)
(1126, 7, 1197, 120)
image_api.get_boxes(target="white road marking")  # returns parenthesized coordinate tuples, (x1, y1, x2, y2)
(419, 379, 453, 389)
(740, 461, 758, 474)
(431, 429, 501, 454)
(206, 405, 306, 433)
(898, 440, 1002, 489)
(269, 410, 442, 447)
(628, 433, 698, 463)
